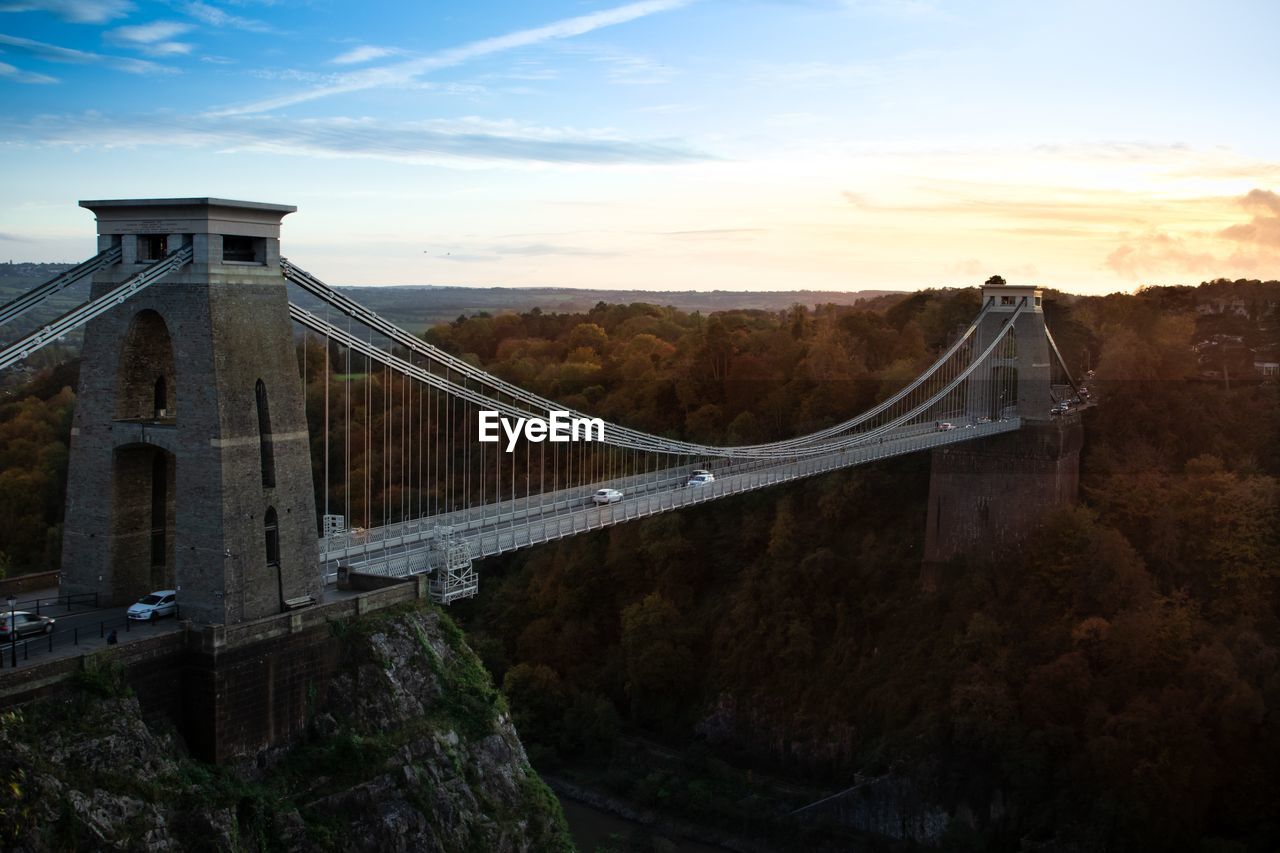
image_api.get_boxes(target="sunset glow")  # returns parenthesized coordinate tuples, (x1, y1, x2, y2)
(2, 0, 1277, 293)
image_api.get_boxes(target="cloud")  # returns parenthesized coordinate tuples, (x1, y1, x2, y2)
(437, 241, 615, 262)
(948, 259, 984, 277)
(0, 0, 130, 23)
(0, 58, 56, 82)
(495, 243, 611, 257)
(661, 228, 765, 239)
(558, 44, 677, 85)
(331, 45, 399, 65)
(181, 1, 272, 33)
(1242, 188, 1280, 215)
(839, 0, 950, 21)
(0, 33, 176, 73)
(598, 54, 675, 85)
(1217, 188, 1280, 250)
(753, 61, 879, 85)
(1104, 234, 1220, 279)
(208, 0, 693, 116)
(1101, 189, 1280, 280)
(107, 20, 194, 56)
(11, 111, 714, 167)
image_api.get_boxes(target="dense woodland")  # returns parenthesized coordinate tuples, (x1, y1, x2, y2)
(1, 279, 1278, 850)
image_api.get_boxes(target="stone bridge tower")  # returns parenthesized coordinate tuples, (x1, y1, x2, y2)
(973, 277, 1054, 420)
(60, 198, 321, 625)
(922, 277, 1081, 581)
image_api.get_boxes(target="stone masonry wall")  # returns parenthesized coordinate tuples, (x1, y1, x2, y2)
(0, 579, 424, 766)
(923, 414, 1083, 570)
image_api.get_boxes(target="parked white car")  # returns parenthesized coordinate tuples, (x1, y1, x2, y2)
(127, 590, 178, 622)
(592, 488, 623, 505)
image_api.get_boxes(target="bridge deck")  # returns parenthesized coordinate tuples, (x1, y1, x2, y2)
(321, 416, 1021, 579)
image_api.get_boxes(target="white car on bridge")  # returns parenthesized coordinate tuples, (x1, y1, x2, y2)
(686, 472, 715, 487)
(592, 488, 623, 505)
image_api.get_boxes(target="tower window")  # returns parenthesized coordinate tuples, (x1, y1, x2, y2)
(138, 235, 167, 262)
(264, 507, 280, 567)
(223, 235, 263, 264)
(256, 379, 275, 488)
(154, 376, 167, 419)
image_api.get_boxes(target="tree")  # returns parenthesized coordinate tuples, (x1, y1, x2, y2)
(619, 594, 698, 726)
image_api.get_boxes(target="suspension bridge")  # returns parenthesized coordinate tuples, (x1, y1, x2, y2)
(0, 199, 1085, 624)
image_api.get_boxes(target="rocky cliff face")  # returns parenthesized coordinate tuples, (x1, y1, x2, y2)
(0, 602, 572, 852)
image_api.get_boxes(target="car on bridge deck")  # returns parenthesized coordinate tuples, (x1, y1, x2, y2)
(0, 612, 55, 640)
(592, 488, 623, 505)
(936, 421, 956, 431)
(127, 590, 177, 622)
(686, 472, 715, 487)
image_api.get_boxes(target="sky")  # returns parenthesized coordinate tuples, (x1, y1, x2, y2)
(1, 0, 1278, 294)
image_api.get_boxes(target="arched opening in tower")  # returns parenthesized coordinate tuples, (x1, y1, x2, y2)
(990, 366, 1019, 420)
(111, 444, 177, 599)
(116, 309, 177, 422)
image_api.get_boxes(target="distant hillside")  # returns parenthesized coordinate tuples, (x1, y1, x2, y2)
(0, 263, 84, 362)
(332, 285, 907, 331)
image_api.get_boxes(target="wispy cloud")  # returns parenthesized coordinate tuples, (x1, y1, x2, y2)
(0, 33, 176, 73)
(0, 0, 130, 24)
(330, 44, 400, 66)
(496, 242, 612, 257)
(661, 228, 765, 238)
(752, 61, 879, 85)
(106, 20, 194, 56)
(181, 1, 273, 33)
(839, 0, 950, 21)
(437, 241, 617, 262)
(208, 0, 693, 116)
(0, 58, 56, 82)
(560, 44, 677, 85)
(11, 110, 713, 167)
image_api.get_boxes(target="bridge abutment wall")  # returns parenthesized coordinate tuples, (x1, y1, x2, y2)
(922, 414, 1082, 579)
(0, 578, 429, 765)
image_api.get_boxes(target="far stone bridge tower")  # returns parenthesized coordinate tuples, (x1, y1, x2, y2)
(61, 198, 321, 625)
(922, 276, 1082, 578)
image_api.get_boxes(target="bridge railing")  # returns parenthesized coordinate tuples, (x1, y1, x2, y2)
(325, 416, 1021, 579)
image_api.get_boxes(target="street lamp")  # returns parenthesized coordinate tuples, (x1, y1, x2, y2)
(6, 594, 16, 668)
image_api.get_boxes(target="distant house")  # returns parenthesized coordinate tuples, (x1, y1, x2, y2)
(1256, 361, 1280, 380)
(1197, 297, 1254, 318)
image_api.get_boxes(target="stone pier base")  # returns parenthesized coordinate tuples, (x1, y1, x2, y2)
(921, 415, 1083, 587)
